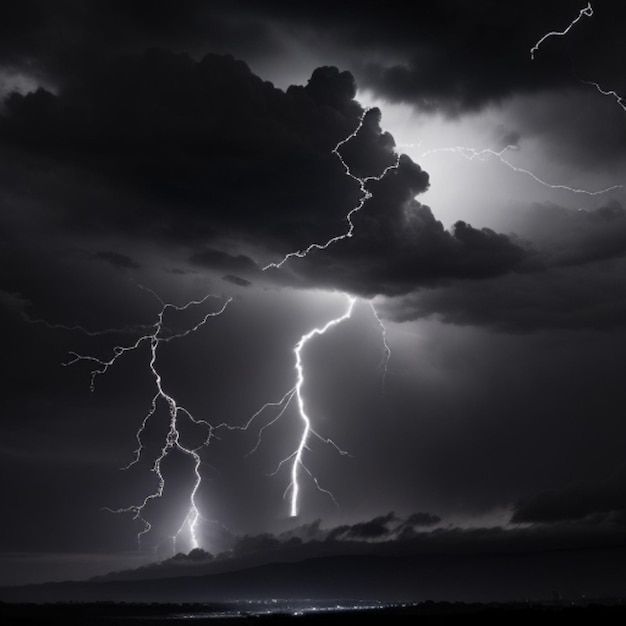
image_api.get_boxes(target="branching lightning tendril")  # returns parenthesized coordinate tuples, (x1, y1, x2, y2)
(578, 76, 626, 113)
(66, 290, 231, 550)
(60, 107, 396, 546)
(419, 144, 623, 195)
(239, 110, 399, 517)
(531, 2, 626, 114)
(263, 108, 400, 271)
(530, 2, 593, 60)
(415, 1, 621, 201)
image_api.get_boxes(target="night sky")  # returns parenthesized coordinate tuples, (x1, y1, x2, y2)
(2, 1, 626, 591)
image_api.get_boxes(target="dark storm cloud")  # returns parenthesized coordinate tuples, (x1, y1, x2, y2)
(512, 466, 626, 524)
(3, 1, 623, 117)
(0, 0, 279, 86)
(274, 188, 528, 297)
(405, 512, 442, 527)
(0, 53, 364, 253)
(222, 275, 252, 288)
(326, 512, 398, 541)
(515, 201, 626, 268)
(280, 513, 444, 545)
(382, 264, 626, 332)
(0, 44, 529, 299)
(380, 202, 626, 331)
(92, 510, 626, 586)
(94, 250, 141, 270)
(225, 0, 626, 115)
(189, 248, 262, 275)
(326, 511, 441, 542)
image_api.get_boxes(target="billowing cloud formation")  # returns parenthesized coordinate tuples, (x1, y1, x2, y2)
(515, 201, 626, 267)
(0, 54, 361, 251)
(89, 507, 626, 589)
(249, 0, 626, 115)
(278, 193, 528, 297)
(5, 1, 623, 115)
(0, 49, 528, 300)
(380, 202, 626, 331)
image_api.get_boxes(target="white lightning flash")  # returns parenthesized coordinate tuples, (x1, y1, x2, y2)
(67, 288, 231, 550)
(418, 144, 623, 196)
(263, 108, 400, 270)
(530, 2, 593, 60)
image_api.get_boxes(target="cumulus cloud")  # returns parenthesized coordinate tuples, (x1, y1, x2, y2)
(379, 202, 626, 331)
(0, 54, 363, 252)
(515, 201, 626, 268)
(0, 45, 529, 300)
(239, 0, 626, 115)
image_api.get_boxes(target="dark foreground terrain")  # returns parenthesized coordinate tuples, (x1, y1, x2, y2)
(2, 601, 626, 624)
(4, 549, 626, 604)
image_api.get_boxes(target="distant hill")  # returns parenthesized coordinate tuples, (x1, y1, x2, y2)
(2, 545, 626, 604)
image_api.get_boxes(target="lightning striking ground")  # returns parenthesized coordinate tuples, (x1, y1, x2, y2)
(66, 288, 231, 550)
(530, 1, 593, 60)
(287, 295, 356, 516)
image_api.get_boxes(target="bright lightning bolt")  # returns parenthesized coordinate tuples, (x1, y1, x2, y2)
(418, 144, 623, 196)
(67, 288, 231, 550)
(287, 294, 356, 517)
(530, 1, 593, 60)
